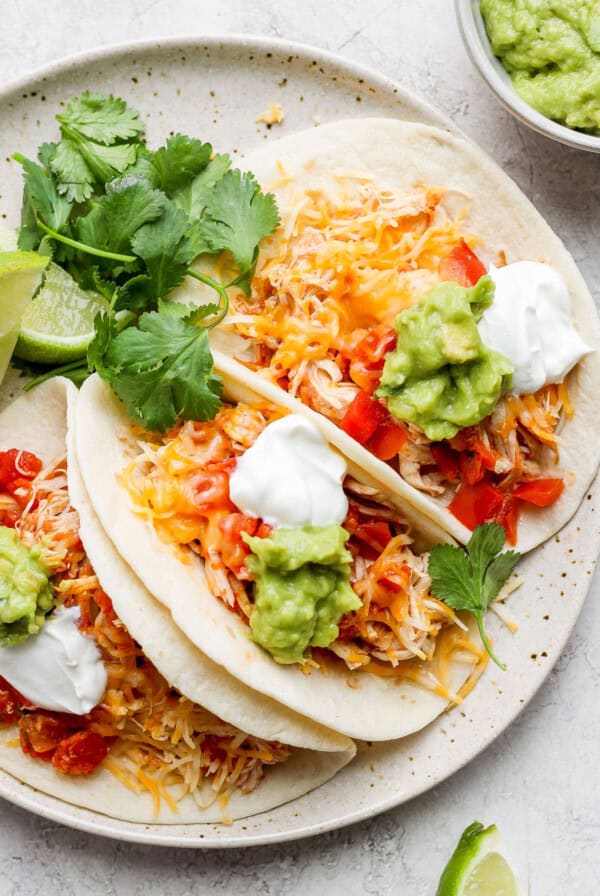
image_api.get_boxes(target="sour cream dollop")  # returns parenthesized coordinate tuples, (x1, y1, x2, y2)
(478, 261, 592, 395)
(229, 414, 348, 528)
(0, 605, 107, 714)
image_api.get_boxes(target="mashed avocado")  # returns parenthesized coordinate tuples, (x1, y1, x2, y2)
(243, 525, 360, 665)
(0, 526, 55, 646)
(481, 0, 600, 132)
(377, 277, 513, 441)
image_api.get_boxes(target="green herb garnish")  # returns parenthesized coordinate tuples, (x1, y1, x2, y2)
(12, 92, 279, 431)
(428, 523, 520, 669)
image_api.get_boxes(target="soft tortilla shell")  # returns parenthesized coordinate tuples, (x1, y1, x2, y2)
(214, 118, 600, 553)
(0, 727, 353, 824)
(76, 373, 481, 741)
(65, 384, 353, 754)
(0, 379, 354, 823)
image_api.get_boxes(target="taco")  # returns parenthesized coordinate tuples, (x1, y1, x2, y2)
(206, 118, 600, 553)
(75, 371, 487, 742)
(0, 378, 355, 824)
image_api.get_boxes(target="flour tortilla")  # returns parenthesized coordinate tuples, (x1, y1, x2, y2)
(76, 373, 482, 741)
(209, 118, 600, 554)
(0, 379, 354, 824)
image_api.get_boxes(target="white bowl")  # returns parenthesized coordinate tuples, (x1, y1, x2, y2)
(456, 0, 600, 153)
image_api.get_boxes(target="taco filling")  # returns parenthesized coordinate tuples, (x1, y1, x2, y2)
(0, 446, 291, 811)
(122, 401, 487, 701)
(221, 176, 589, 544)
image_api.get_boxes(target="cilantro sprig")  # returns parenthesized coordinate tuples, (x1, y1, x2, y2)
(13, 92, 279, 432)
(428, 523, 521, 669)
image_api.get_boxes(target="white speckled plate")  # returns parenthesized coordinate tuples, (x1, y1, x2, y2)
(0, 35, 598, 848)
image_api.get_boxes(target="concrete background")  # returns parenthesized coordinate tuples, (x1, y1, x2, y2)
(1, 1, 599, 892)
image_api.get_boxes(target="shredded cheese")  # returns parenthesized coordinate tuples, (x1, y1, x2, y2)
(4, 457, 290, 815)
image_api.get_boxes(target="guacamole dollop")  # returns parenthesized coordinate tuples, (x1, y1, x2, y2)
(377, 277, 513, 441)
(243, 525, 360, 665)
(0, 526, 55, 646)
(481, 0, 600, 132)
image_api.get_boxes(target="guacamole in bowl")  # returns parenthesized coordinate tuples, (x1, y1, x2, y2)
(481, 0, 600, 134)
(455, 0, 600, 152)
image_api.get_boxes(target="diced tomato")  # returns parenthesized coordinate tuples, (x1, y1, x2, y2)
(0, 449, 42, 490)
(18, 712, 81, 758)
(495, 495, 519, 546)
(220, 513, 259, 543)
(340, 391, 388, 445)
(513, 478, 564, 507)
(439, 240, 487, 287)
(430, 443, 461, 481)
(0, 509, 20, 528)
(219, 513, 259, 576)
(192, 471, 235, 512)
(52, 730, 109, 776)
(377, 563, 412, 594)
(348, 326, 397, 394)
(352, 521, 393, 555)
(0, 677, 32, 724)
(5, 477, 35, 506)
(448, 480, 504, 532)
(367, 418, 408, 461)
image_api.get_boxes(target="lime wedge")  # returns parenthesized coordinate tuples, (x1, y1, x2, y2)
(436, 822, 522, 896)
(0, 250, 49, 385)
(14, 262, 107, 365)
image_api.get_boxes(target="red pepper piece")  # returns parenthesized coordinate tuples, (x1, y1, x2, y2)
(513, 478, 564, 507)
(438, 240, 487, 287)
(367, 418, 408, 461)
(448, 480, 504, 532)
(353, 521, 393, 555)
(340, 391, 388, 445)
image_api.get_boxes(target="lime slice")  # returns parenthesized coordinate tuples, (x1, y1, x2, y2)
(436, 822, 522, 896)
(0, 250, 49, 385)
(14, 262, 107, 365)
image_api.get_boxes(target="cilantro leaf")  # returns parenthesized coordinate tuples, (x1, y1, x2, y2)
(15, 155, 73, 251)
(173, 152, 231, 220)
(200, 169, 279, 294)
(467, 523, 506, 587)
(77, 179, 167, 258)
(147, 135, 212, 194)
(427, 544, 475, 610)
(51, 92, 145, 202)
(482, 551, 521, 609)
(54, 140, 138, 201)
(50, 139, 94, 202)
(157, 299, 221, 321)
(37, 142, 58, 168)
(428, 523, 521, 669)
(122, 203, 196, 308)
(57, 92, 145, 145)
(98, 311, 223, 431)
(87, 309, 117, 375)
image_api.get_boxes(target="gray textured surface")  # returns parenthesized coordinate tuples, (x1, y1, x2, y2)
(1, 1, 599, 892)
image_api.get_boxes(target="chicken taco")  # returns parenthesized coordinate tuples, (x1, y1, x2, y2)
(207, 119, 600, 553)
(0, 378, 355, 824)
(74, 370, 487, 742)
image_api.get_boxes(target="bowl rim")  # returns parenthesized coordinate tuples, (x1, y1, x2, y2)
(455, 0, 600, 153)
